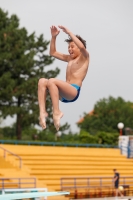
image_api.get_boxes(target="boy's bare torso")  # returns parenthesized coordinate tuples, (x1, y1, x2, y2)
(66, 54, 89, 87)
(39, 25, 89, 130)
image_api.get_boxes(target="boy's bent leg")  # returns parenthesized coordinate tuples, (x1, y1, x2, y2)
(49, 78, 79, 99)
(38, 78, 48, 129)
(47, 78, 78, 131)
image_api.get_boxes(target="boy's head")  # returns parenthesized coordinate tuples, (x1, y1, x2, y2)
(113, 169, 117, 173)
(65, 35, 86, 48)
(65, 35, 86, 58)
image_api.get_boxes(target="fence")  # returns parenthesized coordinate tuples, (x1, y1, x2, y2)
(119, 136, 133, 158)
(61, 176, 133, 198)
(0, 145, 22, 168)
(120, 145, 133, 158)
(0, 140, 118, 148)
(0, 177, 36, 189)
(61, 176, 133, 190)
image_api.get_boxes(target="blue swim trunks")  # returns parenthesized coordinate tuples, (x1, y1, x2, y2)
(61, 84, 81, 103)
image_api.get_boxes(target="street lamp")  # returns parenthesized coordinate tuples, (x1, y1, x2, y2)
(55, 131, 62, 141)
(117, 122, 124, 136)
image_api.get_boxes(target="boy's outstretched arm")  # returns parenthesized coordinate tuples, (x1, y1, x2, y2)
(49, 26, 70, 62)
(58, 25, 89, 58)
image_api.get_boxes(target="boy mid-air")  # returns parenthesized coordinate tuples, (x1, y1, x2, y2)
(38, 25, 90, 131)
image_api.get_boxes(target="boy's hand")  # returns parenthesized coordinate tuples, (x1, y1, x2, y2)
(58, 25, 70, 35)
(50, 26, 60, 37)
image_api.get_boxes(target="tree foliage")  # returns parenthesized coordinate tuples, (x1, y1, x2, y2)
(0, 8, 70, 139)
(78, 96, 133, 134)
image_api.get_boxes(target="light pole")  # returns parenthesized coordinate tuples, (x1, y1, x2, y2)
(55, 131, 62, 141)
(117, 122, 124, 136)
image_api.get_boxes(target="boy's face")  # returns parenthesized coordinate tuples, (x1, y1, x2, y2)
(68, 42, 80, 59)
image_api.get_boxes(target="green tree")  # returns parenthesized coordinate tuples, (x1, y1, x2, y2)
(96, 131, 119, 145)
(0, 8, 69, 140)
(0, 126, 15, 139)
(79, 130, 98, 144)
(78, 96, 133, 134)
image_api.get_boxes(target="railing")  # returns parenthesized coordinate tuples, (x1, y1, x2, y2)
(61, 176, 133, 190)
(0, 178, 36, 189)
(0, 146, 22, 168)
(0, 140, 119, 148)
(120, 145, 133, 158)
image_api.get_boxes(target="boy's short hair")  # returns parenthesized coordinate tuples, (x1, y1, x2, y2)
(65, 35, 86, 48)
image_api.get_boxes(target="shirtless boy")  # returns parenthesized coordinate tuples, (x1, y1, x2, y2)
(38, 25, 89, 131)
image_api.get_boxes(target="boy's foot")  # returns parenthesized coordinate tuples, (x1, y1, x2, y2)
(39, 112, 48, 129)
(53, 112, 64, 131)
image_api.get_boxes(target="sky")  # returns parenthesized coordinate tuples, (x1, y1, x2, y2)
(0, 0, 133, 133)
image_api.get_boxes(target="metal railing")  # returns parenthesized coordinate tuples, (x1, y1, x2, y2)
(0, 140, 119, 148)
(0, 177, 36, 189)
(61, 176, 133, 190)
(120, 145, 133, 158)
(0, 145, 22, 168)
